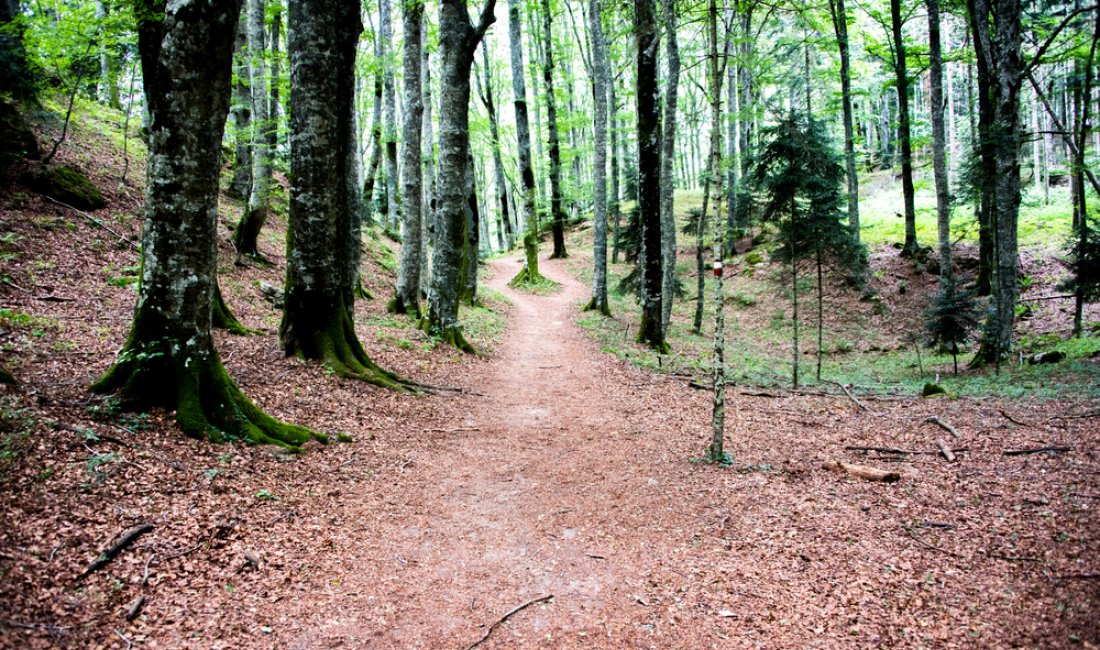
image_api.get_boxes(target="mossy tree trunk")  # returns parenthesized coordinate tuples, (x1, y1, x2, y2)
(234, 0, 273, 262)
(423, 0, 496, 353)
(281, 0, 412, 389)
(636, 0, 668, 353)
(507, 0, 542, 284)
(92, 0, 320, 450)
(390, 0, 425, 318)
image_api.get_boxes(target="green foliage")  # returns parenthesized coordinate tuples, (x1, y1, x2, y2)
(1059, 219, 1100, 302)
(924, 277, 981, 373)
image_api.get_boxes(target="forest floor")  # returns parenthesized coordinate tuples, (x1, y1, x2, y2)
(2, 99, 1100, 648)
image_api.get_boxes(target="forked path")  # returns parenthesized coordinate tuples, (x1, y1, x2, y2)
(294, 254, 679, 648)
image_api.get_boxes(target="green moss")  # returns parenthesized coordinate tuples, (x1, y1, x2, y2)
(212, 283, 261, 335)
(22, 164, 105, 211)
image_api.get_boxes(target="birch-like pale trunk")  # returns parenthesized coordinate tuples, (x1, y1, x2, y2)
(234, 0, 272, 260)
(705, 0, 727, 464)
(659, 0, 679, 333)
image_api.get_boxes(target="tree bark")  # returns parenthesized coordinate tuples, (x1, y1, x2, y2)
(477, 47, 514, 251)
(508, 0, 543, 283)
(829, 0, 860, 242)
(610, 75, 622, 263)
(281, 0, 410, 388)
(540, 0, 568, 259)
(659, 0, 680, 333)
(635, 0, 667, 353)
(391, 0, 425, 317)
(423, 0, 496, 352)
(380, 0, 400, 233)
(584, 0, 610, 315)
(229, 22, 252, 200)
(234, 0, 273, 261)
(93, 0, 319, 449)
(891, 0, 918, 256)
(928, 0, 952, 282)
(362, 34, 385, 227)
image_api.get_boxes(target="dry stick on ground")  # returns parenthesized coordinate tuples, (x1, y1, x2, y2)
(124, 596, 145, 622)
(1003, 446, 1072, 456)
(78, 523, 154, 579)
(925, 415, 961, 439)
(845, 445, 968, 456)
(823, 460, 901, 482)
(903, 525, 961, 557)
(936, 438, 956, 462)
(821, 379, 869, 411)
(467, 594, 554, 649)
(114, 628, 132, 650)
(1049, 410, 1100, 421)
(1000, 408, 1037, 427)
(40, 196, 139, 250)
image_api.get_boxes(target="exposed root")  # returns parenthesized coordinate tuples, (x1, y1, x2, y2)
(388, 293, 421, 319)
(212, 283, 261, 335)
(419, 318, 477, 355)
(583, 297, 611, 317)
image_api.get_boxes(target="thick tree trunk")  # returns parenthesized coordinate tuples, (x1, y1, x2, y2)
(281, 0, 409, 388)
(928, 0, 952, 282)
(969, 0, 1023, 365)
(391, 0, 425, 317)
(234, 0, 273, 261)
(635, 0, 667, 353)
(423, 0, 495, 351)
(507, 0, 543, 283)
(93, 0, 319, 449)
(659, 0, 680, 332)
(540, 0, 568, 259)
(229, 22, 252, 200)
(584, 0, 610, 315)
(891, 0, 918, 256)
(830, 0, 860, 242)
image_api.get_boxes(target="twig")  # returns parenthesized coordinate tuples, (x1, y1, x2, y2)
(925, 416, 961, 439)
(1000, 408, 1037, 427)
(1058, 573, 1100, 580)
(1049, 410, 1099, 421)
(78, 523, 154, 579)
(0, 618, 69, 633)
(40, 195, 139, 250)
(159, 542, 203, 562)
(123, 596, 145, 622)
(1003, 447, 1071, 456)
(114, 628, 132, 649)
(935, 438, 957, 463)
(903, 526, 961, 557)
(466, 595, 554, 649)
(269, 509, 298, 525)
(821, 379, 868, 411)
(141, 553, 156, 586)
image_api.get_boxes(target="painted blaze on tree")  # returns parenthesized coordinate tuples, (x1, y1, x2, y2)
(92, 0, 321, 449)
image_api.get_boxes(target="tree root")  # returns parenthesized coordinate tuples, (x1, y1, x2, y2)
(388, 293, 421, 319)
(419, 318, 477, 355)
(309, 313, 420, 390)
(213, 283, 261, 335)
(92, 341, 324, 450)
(583, 297, 611, 317)
(508, 264, 543, 287)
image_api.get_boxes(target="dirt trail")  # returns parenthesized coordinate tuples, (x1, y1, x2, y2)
(291, 255, 656, 648)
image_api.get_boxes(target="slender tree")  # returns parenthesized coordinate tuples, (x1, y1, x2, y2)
(93, 0, 319, 449)
(234, 0, 273, 261)
(476, 47, 515, 251)
(280, 0, 410, 388)
(422, 0, 496, 351)
(928, 0, 952, 282)
(508, 0, 543, 283)
(380, 0, 401, 232)
(635, 0, 667, 352)
(828, 0, 860, 243)
(229, 23, 253, 200)
(541, 0, 569, 258)
(659, 0, 680, 332)
(584, 0, 610, 315)
(362, 32, 385, 226)
(391, 0, 426, 317)
(890, 0, 918, 256)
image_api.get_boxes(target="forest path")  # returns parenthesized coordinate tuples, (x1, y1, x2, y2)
(294, 253, 668, 648)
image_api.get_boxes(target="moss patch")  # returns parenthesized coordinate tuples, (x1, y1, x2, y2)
(22, 164, 105, 211)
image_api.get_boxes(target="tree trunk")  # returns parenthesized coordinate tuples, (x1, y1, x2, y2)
(281, 0, 410, 388)
(424, 0, 495, 351)
(830, 0, 860, 242)
(659, 0, 680, 333)
(362, 34, 385, 227)
(381, 0, 400, 232)
(234, 0, 273, 261)
(969, 0, 1023, 365)
(93, 0, 319, 449)
(462, 147, 481, 304)
(420, 28, 435, 297)
(477, 47, 514, 251)
(508, 0, 543, 283)
(928, 0, 952, 282)
(95, 2, 122, 110)
(229, 22, 252, 200)
(791, 200, 800, 388)
(610, 76, 622, 264)
(584, 0, 610, 315)
(891, 0, 918, 256)
(635, 0, 667, 353)
(391, 0, 425, 317)
(540, 0, 568, 259)
(704, 0, 726, 463)
(267, 4, 281, 151)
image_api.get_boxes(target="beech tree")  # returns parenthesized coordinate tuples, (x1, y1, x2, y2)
(541, 0, 568, 259)
(635, 0, 667, 353)
(584, 0, 610, 315)
(476, 46, 515, 251)
(508, 0, 543, 283)
(93, 0, 320, 448)
(659, 0, 679, 332)
(890, 0, 917, 256)
(390, 0, 425, 317)
(421, 0, 496, 352)
(280, 0, 411, 389)
(233, 0, 273, 261)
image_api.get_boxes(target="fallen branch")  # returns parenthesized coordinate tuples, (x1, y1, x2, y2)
(822, 460, 900, 483)
(925, 416, 961, 439)
(903, 525, 961, 557)
(1000, 408, 1037, 427)
(0, 618, 70, 633)
(1058, 573, 1100, 580)
(41, 195, 138, 250)
(467, 595, 554, 649)
(78, 523, 154, 579)
(845, 445, 967, 456)
(936, 438, 956, 463)
(114, 628, 132, 649)
(822, 379, 868, 411)
(123, 596, 145, 622)
(1003, 447, 1071, 456)
(1049, 410, 1099, 421)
